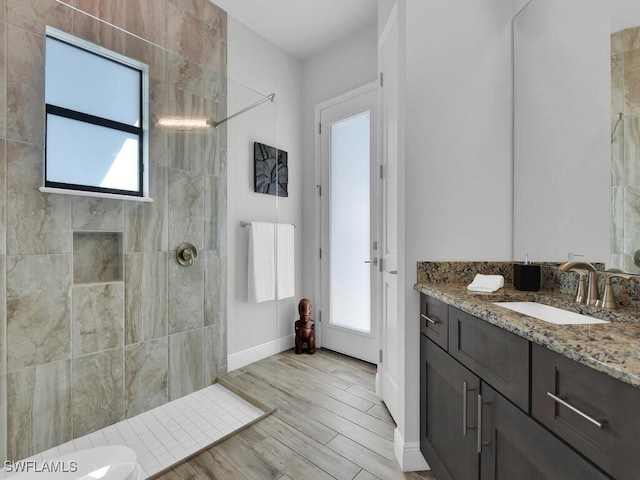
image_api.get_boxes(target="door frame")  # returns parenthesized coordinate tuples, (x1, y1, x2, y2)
(314, 81, 379, 360)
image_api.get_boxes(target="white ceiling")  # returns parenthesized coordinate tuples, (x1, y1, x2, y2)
(211, 0, 378, 60)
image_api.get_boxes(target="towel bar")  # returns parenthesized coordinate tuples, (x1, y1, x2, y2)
(241, 221, 295, 228)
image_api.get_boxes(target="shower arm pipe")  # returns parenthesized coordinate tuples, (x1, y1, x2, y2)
(211, 93, 275, 128)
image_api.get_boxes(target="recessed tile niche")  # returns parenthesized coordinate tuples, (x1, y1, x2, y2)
(73, 232, 123, 284)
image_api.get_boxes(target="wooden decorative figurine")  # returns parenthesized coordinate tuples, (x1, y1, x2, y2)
(295, 298, 316, 354)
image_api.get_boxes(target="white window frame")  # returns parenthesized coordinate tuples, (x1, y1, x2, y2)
(40, 26, 152, 202)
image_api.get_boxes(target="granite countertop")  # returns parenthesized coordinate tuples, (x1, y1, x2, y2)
(414, 282, 640, 388)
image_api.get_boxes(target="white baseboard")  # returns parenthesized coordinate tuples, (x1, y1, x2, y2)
(228, 334, 295, 371)
(394, 428, 430, 472)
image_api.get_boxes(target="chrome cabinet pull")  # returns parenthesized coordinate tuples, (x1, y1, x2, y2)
(421, 313, 438, 325)
(463, 381, 469, 436)
(547, 392, 604, 429)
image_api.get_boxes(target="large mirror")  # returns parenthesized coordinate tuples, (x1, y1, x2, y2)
(513, 0, 640, 272)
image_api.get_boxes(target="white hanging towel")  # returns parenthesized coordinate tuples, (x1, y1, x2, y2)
(247, 222, 276, 303)
(276, 223, 295, 299)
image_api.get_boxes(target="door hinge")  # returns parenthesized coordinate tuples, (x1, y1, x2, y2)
(379, 349, 383, 363)
(319, 310, 322, 323)
(379, 258, 384, 272)
(319, 122, 322, 134)
(316, 184, 322, 197)
(380, 72, 384, 87)
(319, 248, 322, 259)
(380, 165, 384, 179)
(373, 241, 378, 250)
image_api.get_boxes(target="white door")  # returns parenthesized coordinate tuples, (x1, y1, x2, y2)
(318, 85, 379, 364)
(378, 9, 400, 422)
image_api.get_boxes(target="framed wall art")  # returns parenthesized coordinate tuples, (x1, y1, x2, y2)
(254, 142, 288, 197)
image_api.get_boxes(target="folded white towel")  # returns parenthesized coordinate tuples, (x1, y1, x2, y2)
(276, 223, 295, 300)
(247, 222, 276, 303)
(467, 274, 504, 293)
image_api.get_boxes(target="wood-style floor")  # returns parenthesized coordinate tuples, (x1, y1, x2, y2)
(155, 348, 436, 480)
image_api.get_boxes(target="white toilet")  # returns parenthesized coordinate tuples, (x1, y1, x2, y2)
(5, 446, 142, 480)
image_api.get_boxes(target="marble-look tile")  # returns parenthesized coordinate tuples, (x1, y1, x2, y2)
(6, 141, 71, 256)
(0, 374, 6, 465)
(204, 175, 219, 251)
(203, 24, 226, 75)
(217, 312, 227, 374)
(124, 166, 168, 253)
(624, 117, 640, 186)
(203, 99, 220, 176)
(0, 21, 5, 139)
(168, 329, 204, 400)
(203, 324, 219, 386)
(73, 0, 127, 30)
(624, 51, 640, 116)
(125, 337, 168, 418)
(72, 348, 125, 438)
(204, 251, 224, 327)
(149, 79, 169, 169)
(204, 0, 226, 37)
(624, 186, 640, 258)
(168, 250, 204, 334)
(0, 0, 5, 21)
(71, 7, 126, 55)
(172, 0, 204, 19)
(124, 252, 168, 344)
(72, 197, 124, 231)
(125, 34, 166, 83)
(6, 360, 72, 461)
(612, 54, 624, 117)
(166, 89, 205, 172)
(612, 30, 623, 56)
(168, 169, 204, 248)
(0, 256, 5, 376)
(204, 69, 227, 101)
(623, 25, 640, 53)
(125, 0, 167, 49)
(166, 0, 203, 64)
(611, 115, 624, 186)
(0, 139, 5, 255)
(6, 26, 44, 145)
(6, 254, 71, 372)
(6, 0, 71, 33)
(72, 283, 124, 356)
(612, 186, 624, 255)
(73, 232, 122, 284)
(167, 54, 204, 94)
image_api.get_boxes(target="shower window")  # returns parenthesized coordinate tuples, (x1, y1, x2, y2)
(42, 27, 150, 201)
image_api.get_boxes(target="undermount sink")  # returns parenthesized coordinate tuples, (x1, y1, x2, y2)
(493, 302, 610, 325)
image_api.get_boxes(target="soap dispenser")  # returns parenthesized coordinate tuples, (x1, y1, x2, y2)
(513, 253, 541, 291)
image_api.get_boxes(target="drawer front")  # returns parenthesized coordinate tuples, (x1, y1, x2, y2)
(420, 294, 449, 349)
(532, 343, 640, 480)
(448, 306, 529, 411)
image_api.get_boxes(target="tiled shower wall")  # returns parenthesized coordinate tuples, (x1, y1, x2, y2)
(611, 26, 640, 273)
(0, 0, 228, 462)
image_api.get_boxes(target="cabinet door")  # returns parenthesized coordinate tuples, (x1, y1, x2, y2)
(421, 335, 479, 480)
(532, 343, 640, 480)
(480, 383, 609, 480)
(448, 306, 529, 411)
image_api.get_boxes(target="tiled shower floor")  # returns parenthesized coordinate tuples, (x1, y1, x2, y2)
(1, 384, 266, 479)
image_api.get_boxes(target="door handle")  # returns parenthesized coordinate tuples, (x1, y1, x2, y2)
(546, 392, 605, 429)
(364, 258, 378, 265)
(388, 270, 397, 275)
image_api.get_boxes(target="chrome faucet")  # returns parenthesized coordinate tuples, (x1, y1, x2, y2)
(558, 261, 599, 306)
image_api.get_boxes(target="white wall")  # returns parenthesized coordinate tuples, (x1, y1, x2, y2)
(391, 0, 517, 468)
(513, 0, 610, 263)
(226, 18, 303, 368)
(300, 23, 379, 316)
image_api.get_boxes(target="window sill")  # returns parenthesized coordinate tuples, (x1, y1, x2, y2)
(39, 187, 153, 203)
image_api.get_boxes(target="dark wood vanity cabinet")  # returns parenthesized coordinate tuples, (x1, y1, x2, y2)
(420, 294, 449, 349)
(419, 295, 611, 480)
(532, 343, 640, 480)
